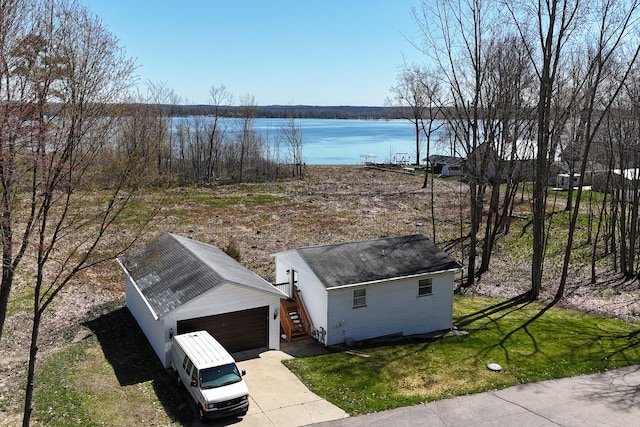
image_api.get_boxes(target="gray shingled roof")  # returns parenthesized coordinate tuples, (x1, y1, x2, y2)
(294, 234, 461, 289)
(118, 233, 283, 319)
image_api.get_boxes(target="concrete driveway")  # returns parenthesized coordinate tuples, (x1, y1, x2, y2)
(215, 343, 348, 427)
(234, 349, 348, 426)
(182, 340, 347, 427)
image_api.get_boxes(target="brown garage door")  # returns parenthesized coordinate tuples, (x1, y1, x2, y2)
(177, 306, 269, 353)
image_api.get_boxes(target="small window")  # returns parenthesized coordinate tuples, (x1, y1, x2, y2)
(183, 355, 190, 371)
(353, 288, 366, 308)
(418, 279, 433, 296)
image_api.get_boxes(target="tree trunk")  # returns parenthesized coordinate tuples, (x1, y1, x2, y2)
(466, 180, 480, 286)
(591, 191, 608, 284)
(414, 120, 420, 166)
(531, 140, 548, 299)
(22, 308, 41, 427)
(0, 268, 12, 343)
(532, 67, 552, 299)
(479, 182, 501, 273)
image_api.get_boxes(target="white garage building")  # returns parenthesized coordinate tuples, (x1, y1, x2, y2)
(118, 233, 285, 368)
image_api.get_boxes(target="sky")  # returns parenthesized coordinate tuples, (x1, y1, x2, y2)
(82, 1, 422, 106)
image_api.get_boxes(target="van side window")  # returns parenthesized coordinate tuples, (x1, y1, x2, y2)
(191, 367, 198, 386)
(182, 355, 189, 370)
(185, 358, 193, 377)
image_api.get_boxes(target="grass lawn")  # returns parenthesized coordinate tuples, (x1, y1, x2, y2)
(284, 295, 640, 415)
(25, 293, 640, 425)
(32, 304, 193, 427)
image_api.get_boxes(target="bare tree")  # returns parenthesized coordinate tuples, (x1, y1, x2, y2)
(0, 0, 36, 343)
(387, 64, 434, 166)
(598, 62, 640, 280)
(478, 34, 536, 274)
(280, 110, 304, 178)
(589, 114, 616, 283)
(0, 2, 157, 425)
(205, 84, 232, 184)
(417, 72, 443, 242)
(236, 93, 258, 183)
(112, 99, 174, 187)
(413, 0, 498, 287)
(145, 81, 181, 180)
(505, 0, 585, 298)
(555, 0, 640, 300)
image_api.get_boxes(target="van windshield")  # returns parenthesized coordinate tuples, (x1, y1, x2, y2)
(199, 363, 242, 389)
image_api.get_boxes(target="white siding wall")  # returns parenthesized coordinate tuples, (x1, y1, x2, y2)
(125, 277, 168, 366)
(325, 272, 454, 346)
(274, 251, 295, 286)
(274, 252, 329, 343)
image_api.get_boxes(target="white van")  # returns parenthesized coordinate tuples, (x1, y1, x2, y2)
(170, 331, 249, 421)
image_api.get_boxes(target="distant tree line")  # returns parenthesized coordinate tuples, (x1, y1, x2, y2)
(118, 88, 305, 186)
(115, 103, 403, 120)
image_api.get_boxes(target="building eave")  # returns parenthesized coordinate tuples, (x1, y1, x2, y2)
(325, 267, 462, 290)
(118, 258, 161, 321)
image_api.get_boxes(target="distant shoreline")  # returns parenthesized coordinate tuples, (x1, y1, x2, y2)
(96, 103, 448, 120)
(165, 104, 399, 120)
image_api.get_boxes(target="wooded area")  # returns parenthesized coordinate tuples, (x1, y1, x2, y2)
(386, 0, 640, 303)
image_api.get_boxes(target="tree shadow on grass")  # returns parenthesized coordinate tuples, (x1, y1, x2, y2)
(83, 305, 193, 425)
(451, 292, 551, 364)
(595, 328, 640, 364)
(491, 299, 556, 361)
(455, 292, 534, 329)
(468, 294, 640, 371)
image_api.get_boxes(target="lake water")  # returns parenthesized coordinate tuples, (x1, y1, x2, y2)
(253, 118, 442, 165)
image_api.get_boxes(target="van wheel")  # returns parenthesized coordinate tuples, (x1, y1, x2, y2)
(198, 405, 206, 422)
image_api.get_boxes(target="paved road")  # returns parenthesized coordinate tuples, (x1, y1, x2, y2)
(313, 364, 640, 427)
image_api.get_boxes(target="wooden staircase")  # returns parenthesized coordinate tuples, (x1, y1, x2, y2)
(280, 291, 312, 341)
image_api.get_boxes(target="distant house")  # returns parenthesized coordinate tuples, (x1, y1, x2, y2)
(272, 235, 462, 346)
(554, 161, 605, 189)
(428, 155, 465, 177)
(118, 233, 286, 368)
(550, 161, 570, 185)
(556, 173, 582, 190)
(469, 140, 537, 183)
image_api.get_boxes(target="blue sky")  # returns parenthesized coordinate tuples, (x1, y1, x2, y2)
(82, 1, 421, 106)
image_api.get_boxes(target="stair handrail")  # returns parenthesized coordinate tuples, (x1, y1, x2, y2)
(295, 289, 313, 335)
(279, 299, 294, 339)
